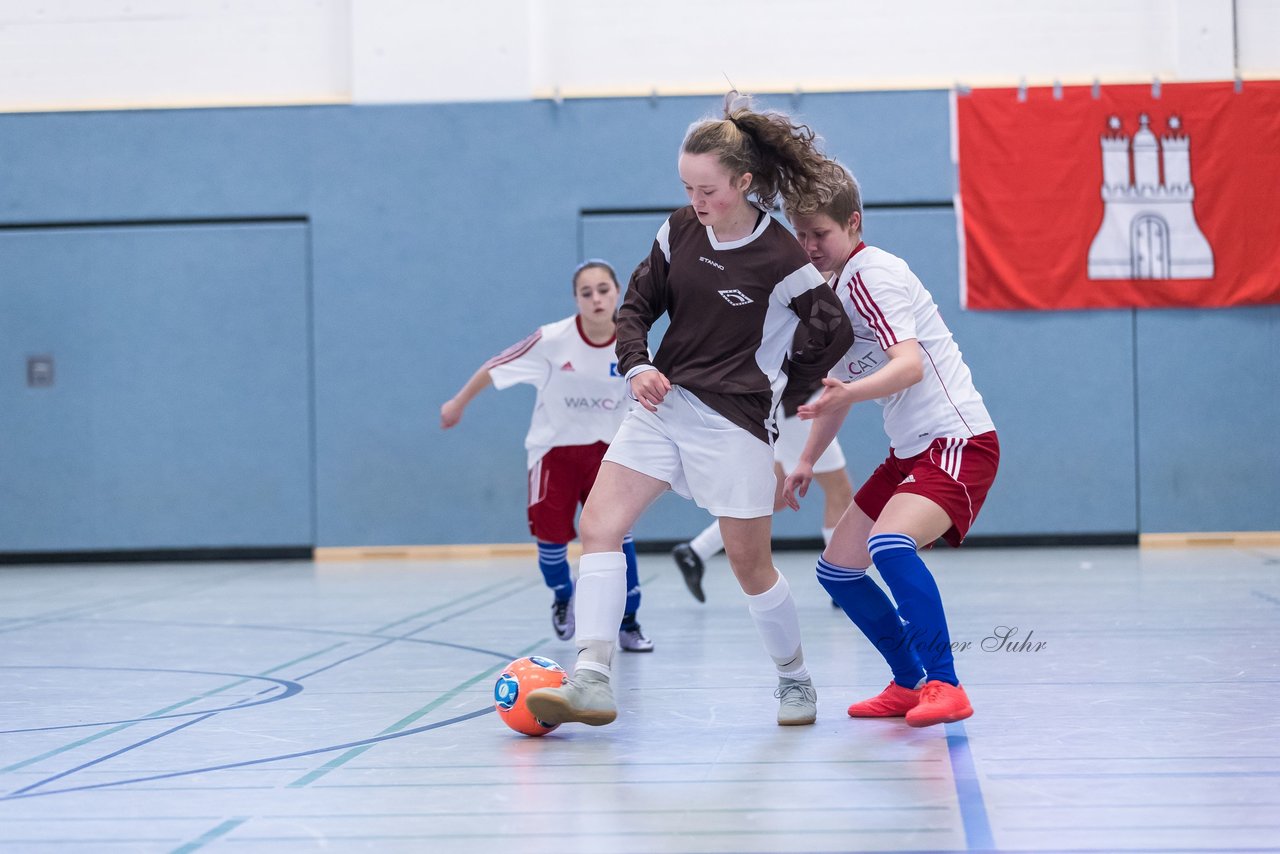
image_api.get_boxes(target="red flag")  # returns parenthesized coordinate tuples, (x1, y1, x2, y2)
(956, 80, 1280, 310)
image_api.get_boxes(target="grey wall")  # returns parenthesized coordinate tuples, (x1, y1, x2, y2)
(1, 92, 1275, 552)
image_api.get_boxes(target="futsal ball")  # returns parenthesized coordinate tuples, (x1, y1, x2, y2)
(494, 655, 566, 736)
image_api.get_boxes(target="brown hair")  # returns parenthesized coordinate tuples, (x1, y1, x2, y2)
(571, 259, 619, 291)
(682, 91, 828, 210)
(783, 159, 863, 229)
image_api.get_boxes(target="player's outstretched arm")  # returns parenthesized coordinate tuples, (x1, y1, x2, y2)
(797, 340, 924, 420)
(440, 368, 494, 429)
(782, 401, 849, 510)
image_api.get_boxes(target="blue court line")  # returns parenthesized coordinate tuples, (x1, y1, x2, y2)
(0, 706, 495, 801)
(81, 616, 524, 663)
(287, 637, 548, 787)
(170, 817, 249, 854)
(10, 712, 217, 796)
(2, 583, 539, 795)
(1251, 589, 1280, 606)
(371, 577, 528, 633)
(989, 769, 1280, 779)
(284, 579, 541, 684)
(0, 665, 304, 736)
(945, 720, 996, 851)
(0, 635, 546, 799)
(0, 565, 267, 636)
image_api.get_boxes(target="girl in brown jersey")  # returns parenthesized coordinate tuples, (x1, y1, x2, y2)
(527, 93, 853, 729)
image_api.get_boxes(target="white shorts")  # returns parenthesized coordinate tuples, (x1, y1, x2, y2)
(603, 386, 775, 518)
(772, 406, 847, 475)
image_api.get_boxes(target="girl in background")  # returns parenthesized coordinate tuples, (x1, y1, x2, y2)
(441, 261, 653, 653)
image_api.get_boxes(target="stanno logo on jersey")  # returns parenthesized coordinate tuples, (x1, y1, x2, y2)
(718, 289, 753, 306)
(560, 361, 575, 371)
(699, 256, 725, 271)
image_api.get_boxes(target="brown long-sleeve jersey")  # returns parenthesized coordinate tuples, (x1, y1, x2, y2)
(617, 205, 854, 443)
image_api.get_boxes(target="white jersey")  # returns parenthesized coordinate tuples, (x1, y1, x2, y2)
(831, 243, 995, 457)
(486, 314, 630, 467)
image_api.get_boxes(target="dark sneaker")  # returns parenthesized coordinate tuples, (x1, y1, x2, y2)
(551, 596, 574, 641)
(671, 542, 706, 603)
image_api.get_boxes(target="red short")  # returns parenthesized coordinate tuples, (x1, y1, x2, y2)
(854, 431, 1000, 547)
(527, 441, 609, 543)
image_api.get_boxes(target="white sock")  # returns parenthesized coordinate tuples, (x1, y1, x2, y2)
(573, 551, 627, 677)
(746, 571, 809, 681)
(690, 520, 724, 561)
(822, 526, 836, 547)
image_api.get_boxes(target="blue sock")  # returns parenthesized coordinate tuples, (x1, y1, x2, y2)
(537, 541, 572, 603)
(817, 557, 925, 688)
(621, 533, 641, 626)
(868, 533, 959, 686)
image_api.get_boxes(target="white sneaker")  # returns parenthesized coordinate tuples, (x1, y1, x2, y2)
(618, 620, 654, 653)
(525, 669, 617, 726)
(550, 596, 574, 641)
(774, 676, 817, 726)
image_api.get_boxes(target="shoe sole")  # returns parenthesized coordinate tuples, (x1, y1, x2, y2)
(619, 645, 654, 653)
(777, 715, 817, 726)
(847, 708, 912, 718)
(680, 573, 705, 603)
(525, 691, 618, 727)
(905, 705, 973, 727)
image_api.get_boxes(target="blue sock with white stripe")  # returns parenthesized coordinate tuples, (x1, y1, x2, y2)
(868, 533, 959, 687)
(536, 541, 572, 604)
(621, 532, 641, 623)
(817, 556, 925, 688)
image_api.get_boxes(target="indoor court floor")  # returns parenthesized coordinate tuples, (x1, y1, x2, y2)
(0, 544, 1277, 853)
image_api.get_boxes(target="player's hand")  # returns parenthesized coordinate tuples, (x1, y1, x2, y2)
(630, 370, 672, 413)
(782, 462, 814, 511)
(440, 399, 464, 429)
(797, 377, 854, 420)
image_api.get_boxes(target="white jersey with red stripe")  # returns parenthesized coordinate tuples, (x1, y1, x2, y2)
(485, 314, 629, 467)
(831, 243, 995, 457)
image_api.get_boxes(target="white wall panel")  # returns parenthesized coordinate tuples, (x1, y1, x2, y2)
(1237, 0, 1280, 77)
(530, 0, 1180, 96)
(351, 0, 534, 103)
(0, 0, 351, 112)
(0, 0, 1276, 111)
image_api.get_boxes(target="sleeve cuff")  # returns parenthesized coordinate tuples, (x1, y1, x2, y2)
(623, 364, 658, 400)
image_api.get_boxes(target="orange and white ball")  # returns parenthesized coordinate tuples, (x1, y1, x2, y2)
(494, 655, 566, 736)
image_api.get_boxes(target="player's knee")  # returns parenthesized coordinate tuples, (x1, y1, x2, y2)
(579, 504, 625, 550)
(815, 557, 867, 597)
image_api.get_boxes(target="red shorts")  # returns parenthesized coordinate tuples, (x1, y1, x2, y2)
(854, 431, 1000, 547)
(527, 441, 609, 543)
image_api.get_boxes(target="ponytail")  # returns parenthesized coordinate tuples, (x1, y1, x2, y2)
(682, 91, 828, 209)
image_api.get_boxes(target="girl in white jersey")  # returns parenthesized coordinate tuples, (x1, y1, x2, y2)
(526, 93, 854, 729)
(440, 261, 653, 653)
(782, 161, 999, 728)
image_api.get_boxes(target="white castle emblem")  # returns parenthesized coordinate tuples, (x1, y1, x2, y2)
(1087, 113, 1214, 280)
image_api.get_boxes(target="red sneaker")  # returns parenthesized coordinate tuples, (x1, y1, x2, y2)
(847, 681, 922, 717)
(904, 680, 973, 727)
